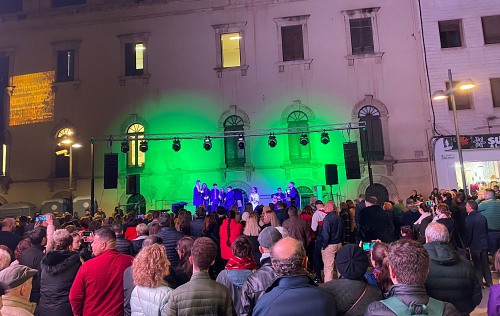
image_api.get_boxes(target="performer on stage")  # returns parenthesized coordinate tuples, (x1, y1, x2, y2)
(249, 186, 260, 210)
(210, 183, 220, 213)
(193, 180, 203, 207)
(225, 186, 235, 210)
(219, 187, 226, 208)
(201, 183, 210, 207)
(287, 181, 300, 208)
(274, 187, 287, 203)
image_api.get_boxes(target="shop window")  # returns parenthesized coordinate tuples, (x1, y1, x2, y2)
(482, 15, 500, 44)
(439, 20, 463, 48)
(224, 115, 245, 168)
(491, 78, 500, 108)
(288, 111, 311, 164)
(358, 106, 384, 161)
(127, 123, 145, 169)
(446, 81, 472, 110)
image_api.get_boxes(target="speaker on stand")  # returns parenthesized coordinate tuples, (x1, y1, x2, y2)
(325, 164, 339, 203)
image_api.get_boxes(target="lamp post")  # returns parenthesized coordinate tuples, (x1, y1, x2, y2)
(432, 69, 476, 196)
(58, 132, 81, 212)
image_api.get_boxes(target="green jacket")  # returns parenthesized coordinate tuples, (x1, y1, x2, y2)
(167, 271, 235, 316)
(477, 197, 500, 230)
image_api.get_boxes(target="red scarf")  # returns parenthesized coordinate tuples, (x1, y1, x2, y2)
(225, 255, 258, 270)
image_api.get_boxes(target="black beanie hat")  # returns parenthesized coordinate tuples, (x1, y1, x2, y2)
(335, 244, 369, 280)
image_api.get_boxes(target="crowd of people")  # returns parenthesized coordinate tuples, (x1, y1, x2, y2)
(0, 185, 498, 315)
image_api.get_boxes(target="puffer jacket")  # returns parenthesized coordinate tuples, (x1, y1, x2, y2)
(157, 227, 183, 267)
(364, 284, 460, 315)
(130, 285, 172, 316)
(39, 250, 82, 316)
(424, 242, 482, 315)
(321, 279, 382, 316)
(116, 236, 135, 256)
(166, 271, 234, 316)
(216, 269, 254, 314)
(1, 295, 36, 316)
(240, 256, 277, 316)
(190, 218, 205, 239)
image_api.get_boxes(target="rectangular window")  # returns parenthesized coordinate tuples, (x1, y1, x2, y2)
(56, 49, 75, 82)
(221, 33, 241, 68)
(446, 81, 472, 110)
(52, 0, 86, 8)
(1, 144, 6, 176)
(125, 43, 145, 76)
(482, 15, 500, 44)
(439, 20, 462, 48)
(281, 25, 304, 62)
(350, 18, 374, 55)
(491, 78, 500, 108)
(0, 1, 22, 14)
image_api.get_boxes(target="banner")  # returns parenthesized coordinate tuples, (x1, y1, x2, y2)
(443, 134, 500, 151)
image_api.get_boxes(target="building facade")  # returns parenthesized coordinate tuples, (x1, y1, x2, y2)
(0, 0, 433, 214)
(420, 0, 500, 195)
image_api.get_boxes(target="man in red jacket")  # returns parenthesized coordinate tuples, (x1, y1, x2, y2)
(69, 227, 134, 316)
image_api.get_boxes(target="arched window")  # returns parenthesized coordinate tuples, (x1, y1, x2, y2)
(54, 128, 74, 178)
(288, 111, 310, 163)
(224, 115, 245, 167)
(127, 123, 145, 168)
(358, 105, 384, 161)
(297, 185, 313, 209)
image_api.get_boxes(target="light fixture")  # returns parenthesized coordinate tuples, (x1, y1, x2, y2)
(139, 140, 148, 152)
(268, 133, 277, 147)
(203, 137, 212, 151)
(457, 79, 476, 91)
(321, 130, 330, 144)
(121, 141, 129, 153)
(55, 149, 68, 156)
(135, 43, 146, 51)
(229, 36, 242, 41)
(237, 133, 245, 149)
(172, 138, 181, 152)
(299, 133, 309, 146)
(431, 90, 448, 101)
(59, 135, 74, 145)
(72, 143, 83, 148)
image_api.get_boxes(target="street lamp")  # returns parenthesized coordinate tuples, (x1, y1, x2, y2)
(56, 133, 82, 211)
(432, 69, 476, 195)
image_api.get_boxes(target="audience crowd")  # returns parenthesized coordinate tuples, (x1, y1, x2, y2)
(0, 185, 499, 315)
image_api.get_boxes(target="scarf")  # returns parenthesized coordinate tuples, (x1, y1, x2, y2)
(225, 255, 258, 270)
(414, 212, 431, 225)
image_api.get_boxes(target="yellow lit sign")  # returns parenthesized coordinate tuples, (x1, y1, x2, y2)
(9, 71, 55, 126)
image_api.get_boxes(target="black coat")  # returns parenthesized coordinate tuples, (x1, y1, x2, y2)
(357, 205, 393, 243)
(464, 211, 489, 251)
(157, 227, 183, 267)
(39, 250, 81, 316)
(424, 242, 482, 315)
(190, 217, 205, 238)
(18, 244, 45, 303)
(321, 279, 382, 316)
(115, 236, 135, 256)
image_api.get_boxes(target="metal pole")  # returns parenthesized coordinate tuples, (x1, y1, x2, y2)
(448, 69, 468, 196)
(69, 145, 73, 212)
(90, 140, 95, 217)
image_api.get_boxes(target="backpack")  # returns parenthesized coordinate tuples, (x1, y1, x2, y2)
(380, 297, 445, 315)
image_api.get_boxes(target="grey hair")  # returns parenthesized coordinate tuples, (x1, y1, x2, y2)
(0, 249, 11, 271)
(425, 222, 449, 243)
(53, 229, 73, 250)
(271, 241, 306, 276)
(136, 223, 148, 235)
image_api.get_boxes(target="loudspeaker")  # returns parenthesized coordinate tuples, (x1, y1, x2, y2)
(126, 174, 140, 195)
(343, 142, 361, 179)
(325, 164, 338, 185)
(103, 153, 118, 189)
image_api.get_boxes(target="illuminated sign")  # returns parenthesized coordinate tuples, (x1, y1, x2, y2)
(9, 71, 55, 126)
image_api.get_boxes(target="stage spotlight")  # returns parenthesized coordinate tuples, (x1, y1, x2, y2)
(321, 130, 330, 144)
(299, 133, 309, 146)
(172, 138, 181, 152)
(237, 133, 245, 149)
(268, 133, 277, 147)
(203, 137, 212, 151)
(139, 140, 148, 152)
(121, 141, 129, 153)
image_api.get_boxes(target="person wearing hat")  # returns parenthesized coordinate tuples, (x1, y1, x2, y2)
(0, 265, 37, 316)
(321, 244, 382, 315)
(240, 227, 283, 316)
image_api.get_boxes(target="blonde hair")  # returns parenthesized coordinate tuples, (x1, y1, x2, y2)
(132, 244, 170, 287)
(243, 213, 260, 237)
(266, 210, 280, 228)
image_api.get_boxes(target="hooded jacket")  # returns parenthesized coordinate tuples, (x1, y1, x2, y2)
(39, 250, 82, 316)
(424, 242, 482, 315)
